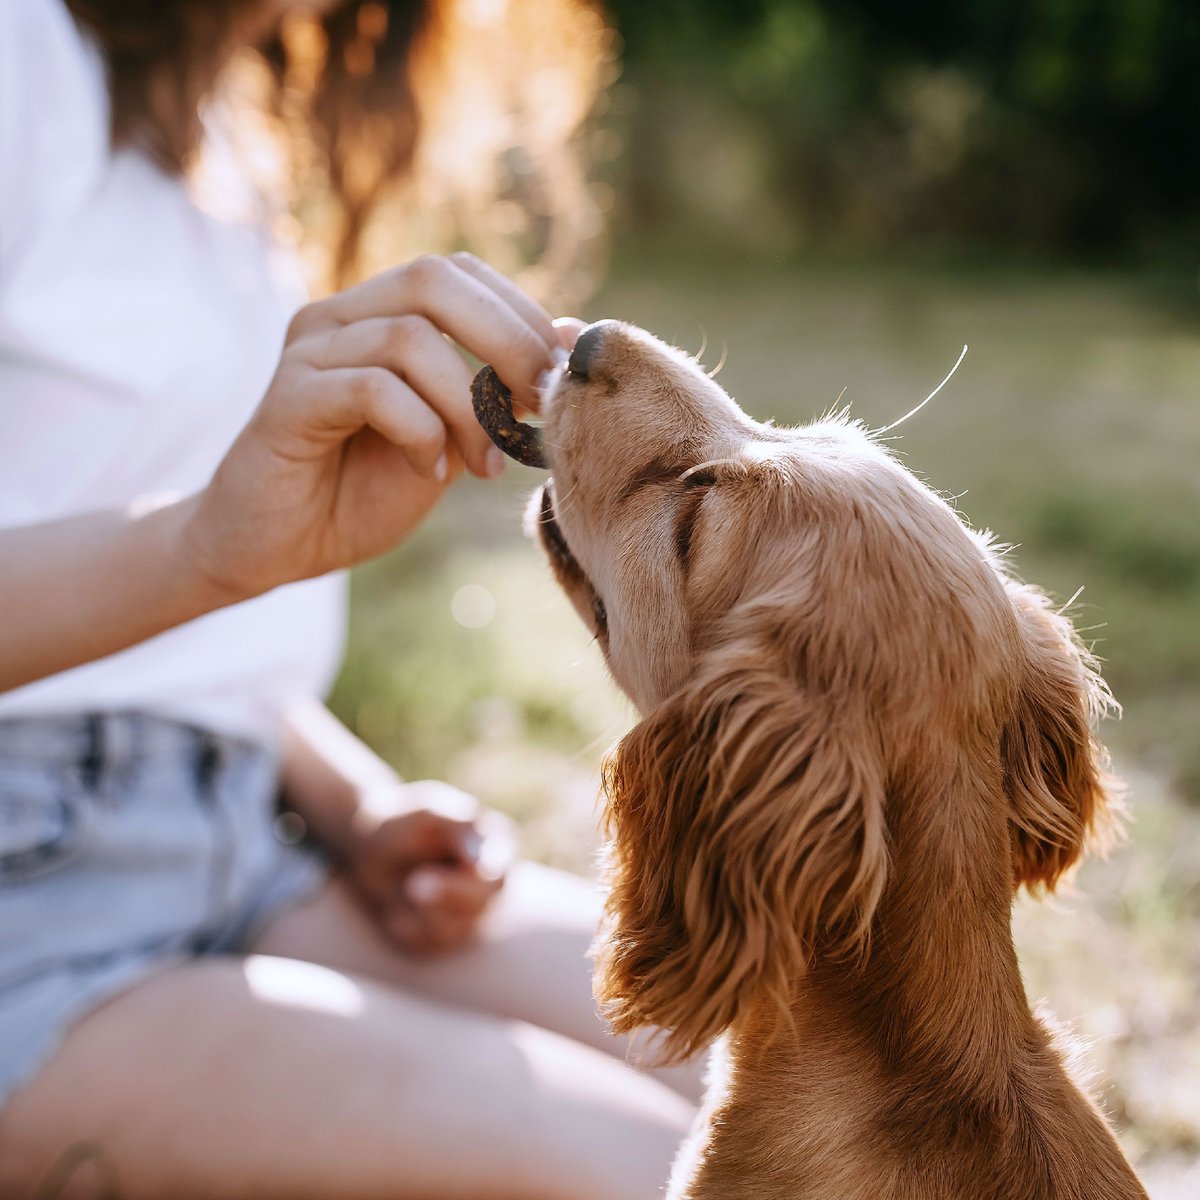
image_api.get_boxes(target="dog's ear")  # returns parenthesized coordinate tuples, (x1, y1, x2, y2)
(1000, 579, 1120, 892)
(596, 643, 888, 1062)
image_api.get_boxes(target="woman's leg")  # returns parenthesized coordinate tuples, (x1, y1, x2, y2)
(0, 954, 692, 1200)
(250, 861, 707, 1103)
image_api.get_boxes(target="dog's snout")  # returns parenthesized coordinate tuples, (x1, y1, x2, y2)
(567, 319, 617, 379)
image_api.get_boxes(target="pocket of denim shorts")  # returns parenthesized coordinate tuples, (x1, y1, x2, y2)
(0, 765, 88, 884)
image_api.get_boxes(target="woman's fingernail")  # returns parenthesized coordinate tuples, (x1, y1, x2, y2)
(460, 830, 484, 864)
(408, 871, 443, 905)
(434, 453, 449, 482)
(485, 447, 506, 478)
(552, 346, 569, 366)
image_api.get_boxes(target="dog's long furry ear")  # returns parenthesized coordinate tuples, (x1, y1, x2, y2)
(1000, 579, 1120, 892)
(597, 646, 888, 1063)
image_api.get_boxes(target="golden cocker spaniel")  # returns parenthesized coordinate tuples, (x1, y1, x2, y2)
(527, 321, 1147, 1200)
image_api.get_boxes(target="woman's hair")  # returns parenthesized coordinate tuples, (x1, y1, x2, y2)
(66, 0, 610, 293)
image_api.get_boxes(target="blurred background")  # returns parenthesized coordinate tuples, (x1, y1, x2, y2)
(323, 1, 1200, 1193)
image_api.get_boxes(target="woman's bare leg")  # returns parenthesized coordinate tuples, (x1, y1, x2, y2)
(0, 954, 692, 1200)
(250, 861, 707, 1102)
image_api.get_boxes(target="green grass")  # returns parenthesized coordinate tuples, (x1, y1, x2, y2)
(328, 256, 1200, 1193)
(591, 255, 1200, 795)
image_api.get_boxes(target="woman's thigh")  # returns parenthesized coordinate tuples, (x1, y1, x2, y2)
(250, 862, 706, 1102)
(0, 954, 692, 1200)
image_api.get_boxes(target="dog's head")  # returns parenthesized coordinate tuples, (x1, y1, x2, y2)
(531, 320, 1118, 1060)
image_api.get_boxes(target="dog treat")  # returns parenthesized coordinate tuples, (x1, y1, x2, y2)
(471, 365, 548, 469)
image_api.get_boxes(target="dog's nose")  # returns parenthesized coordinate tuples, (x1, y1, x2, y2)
(567, 319, 617, 379)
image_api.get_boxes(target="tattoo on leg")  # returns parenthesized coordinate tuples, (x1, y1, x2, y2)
(32, 1141, 120, 1200)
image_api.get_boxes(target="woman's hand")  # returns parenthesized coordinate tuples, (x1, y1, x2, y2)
(184, 253, 575, 602)
(0, 265, 580, 694)
(345, 780, 517, 955)
(278, 700, 514, 956)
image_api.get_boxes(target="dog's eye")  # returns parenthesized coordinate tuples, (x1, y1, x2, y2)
(591, 591, 608, 634)
(674, 477, 714, 566)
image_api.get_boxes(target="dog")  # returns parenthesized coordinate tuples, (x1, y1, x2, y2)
(529, 321, 1147, 1199)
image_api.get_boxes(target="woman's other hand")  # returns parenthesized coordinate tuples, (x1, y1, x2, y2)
(345, 780, 517, 955)
(184, 254, 578, 601)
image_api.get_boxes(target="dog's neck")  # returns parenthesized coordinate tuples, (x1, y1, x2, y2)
(675, 773, 1146, 1200)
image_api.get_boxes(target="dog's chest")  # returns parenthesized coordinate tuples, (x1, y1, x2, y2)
(671, 1033, 898, 1200)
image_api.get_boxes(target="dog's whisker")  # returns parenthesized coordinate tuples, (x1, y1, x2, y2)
(571, 723, 631, 763)
(1056, 585, 1086, 615)
(706, 343, 729, 379)
(539, 477, 585, 527)
(694, 325, 709, 364)
(872, 343, 968, 437)
(548, 473, 582, 511)
(680, 457, 741, 482)
(817, 389, 854, 427)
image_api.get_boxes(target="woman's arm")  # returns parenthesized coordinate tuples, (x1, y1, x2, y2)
(280, 698, 515, 954)
(0, 494, 231, 692)
(0, 253, 576, 695)
(279, 696, 405, 858)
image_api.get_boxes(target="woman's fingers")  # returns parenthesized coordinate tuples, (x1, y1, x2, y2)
(190, 255, 573, 599)
(373, 864, 500, 955)
(315, 255, 558, 408)
(395, 867, 501, 954)
(295, 366, 448, 480)
(316, 316, 498, 479)
(553, 316, 587, 351)
(446, 251, 559, 352)
(406, 864, 504, 918)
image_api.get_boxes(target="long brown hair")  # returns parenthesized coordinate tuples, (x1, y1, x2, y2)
(65, 0, 611, 293)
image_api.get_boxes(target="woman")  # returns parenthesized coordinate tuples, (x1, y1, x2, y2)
(0, 1, 696, 1196)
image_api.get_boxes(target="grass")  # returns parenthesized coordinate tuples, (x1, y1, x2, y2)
(328, 255, 1200, 1195)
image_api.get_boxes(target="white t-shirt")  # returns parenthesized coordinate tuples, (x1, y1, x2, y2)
(0, 0, 346, 740)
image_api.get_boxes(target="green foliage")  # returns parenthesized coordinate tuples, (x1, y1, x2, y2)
(1030, 490, 1200, 596)
(601, 0, 1200, 258)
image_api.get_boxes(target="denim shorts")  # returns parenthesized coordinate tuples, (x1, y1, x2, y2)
(0, 711, 327, 1108)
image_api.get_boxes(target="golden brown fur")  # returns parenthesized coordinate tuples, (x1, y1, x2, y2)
(532, 321, 1147, 1199)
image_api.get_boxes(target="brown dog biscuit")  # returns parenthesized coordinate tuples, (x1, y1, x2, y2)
(471, 365, 548, 469)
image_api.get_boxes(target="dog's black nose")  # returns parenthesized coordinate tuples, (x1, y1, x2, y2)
(567, 320, 617, 378)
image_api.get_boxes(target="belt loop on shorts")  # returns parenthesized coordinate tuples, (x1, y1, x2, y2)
(80, 714, 104, 792)
(195, 732, 221, 795)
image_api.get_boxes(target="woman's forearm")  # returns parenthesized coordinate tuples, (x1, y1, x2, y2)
(0, 259, 575, 700)
(0, 493, 238, 693)
(280, 698, 404, 858)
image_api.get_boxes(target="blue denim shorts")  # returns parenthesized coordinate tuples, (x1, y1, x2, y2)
(0, 711, 327, 1108)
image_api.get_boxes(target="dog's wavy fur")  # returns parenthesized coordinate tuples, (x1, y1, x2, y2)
(534, 322, 1146, 1199)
